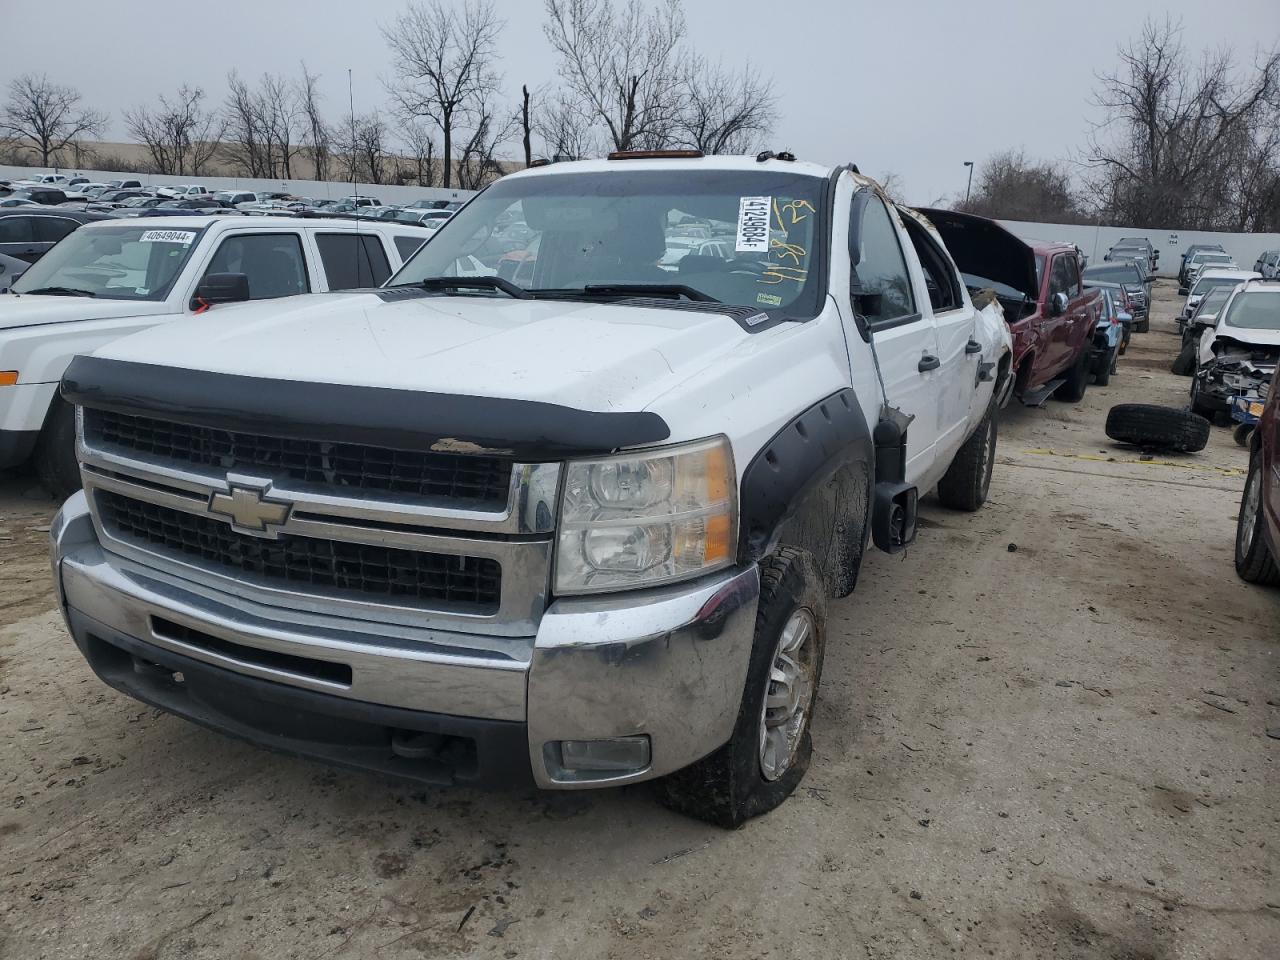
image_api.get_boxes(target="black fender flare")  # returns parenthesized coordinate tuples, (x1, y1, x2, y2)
(737, 388, 873, 598)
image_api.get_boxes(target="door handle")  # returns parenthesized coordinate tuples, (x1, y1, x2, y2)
(965, 339, 983, 354)
(918, 354, 941, 372)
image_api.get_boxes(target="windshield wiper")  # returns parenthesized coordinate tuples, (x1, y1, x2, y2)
(20, 286, 97, 297)
(533, 283, 720, 303)
(412, 276, 532, 300)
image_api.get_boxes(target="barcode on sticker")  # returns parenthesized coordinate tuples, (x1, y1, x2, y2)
(139, 230, 196, 245)
(735, 197, 771, 253)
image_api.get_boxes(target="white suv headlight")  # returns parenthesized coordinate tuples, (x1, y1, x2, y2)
(554, 436, 737, 595)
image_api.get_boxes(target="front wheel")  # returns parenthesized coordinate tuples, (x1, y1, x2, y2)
(1094, 346, 1115, 386)
(1055, 347, 1090, 403)
(1235, 449, 1279, 585)
(1135, 317, 1150, 333)
(655, 548, 827, 828)
(33, 398, 81, 500)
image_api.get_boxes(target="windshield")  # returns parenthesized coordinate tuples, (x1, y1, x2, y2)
(1193, 284, 1234, 317)
(389, 168, 828, 316)
(1084, 264, 1142, 282)
(1195, 254, 1232, 265)
(1192, 275, 1249, 297)
(11, 224, 206, 300)
(1222, 292, 1280, 331)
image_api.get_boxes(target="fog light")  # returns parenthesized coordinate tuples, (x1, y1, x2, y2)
(550, 736, 651, 777)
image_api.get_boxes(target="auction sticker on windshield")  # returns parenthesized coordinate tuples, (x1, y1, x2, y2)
(139, 230, 196, 245)
(736, 196, 771, 253)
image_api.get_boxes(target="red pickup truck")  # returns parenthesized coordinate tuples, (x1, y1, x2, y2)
(920, 210, 1101, 404)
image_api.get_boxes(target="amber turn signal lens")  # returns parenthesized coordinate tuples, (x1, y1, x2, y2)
(0, 371, 19, 387)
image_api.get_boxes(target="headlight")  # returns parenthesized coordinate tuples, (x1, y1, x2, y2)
(554, 436, 736, 595)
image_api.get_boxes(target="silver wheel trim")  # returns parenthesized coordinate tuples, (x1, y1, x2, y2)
(758, 608, 817, 782)
(1240, 464, 1261, 556)
(980, 417, 995, 487)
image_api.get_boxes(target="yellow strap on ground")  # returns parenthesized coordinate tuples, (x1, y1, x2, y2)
(1021, 448, 1246, 478)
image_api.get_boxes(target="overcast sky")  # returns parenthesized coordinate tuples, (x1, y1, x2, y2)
(4, 0, 1276, 201)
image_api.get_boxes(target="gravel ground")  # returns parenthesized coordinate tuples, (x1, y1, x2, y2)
(0, 281, 1277, 959)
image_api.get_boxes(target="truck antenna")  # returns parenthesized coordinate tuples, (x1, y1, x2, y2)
(348, 68, 362, 285)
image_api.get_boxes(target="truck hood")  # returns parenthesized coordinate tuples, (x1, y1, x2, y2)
(1213, 327, 1280, 350)
(0, 294, 169, 332)
(92, 290, 753, 413)
(915, 208, 1039, 302)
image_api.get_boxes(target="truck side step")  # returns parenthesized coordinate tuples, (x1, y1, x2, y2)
(1019, 379, 1065, 407)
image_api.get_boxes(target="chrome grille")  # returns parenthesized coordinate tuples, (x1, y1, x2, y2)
(84, 408, 512, 506)
(96, 489, 503, 613)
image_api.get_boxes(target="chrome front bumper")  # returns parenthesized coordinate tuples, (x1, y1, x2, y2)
(52, 492, 760, 790)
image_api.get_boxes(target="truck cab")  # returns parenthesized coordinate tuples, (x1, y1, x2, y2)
(0, 215, 437, 490)
(49, 155, 1011, 826)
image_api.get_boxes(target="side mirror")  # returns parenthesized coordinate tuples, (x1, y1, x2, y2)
(192, 272, 250, 310)
(1050, 291, 1068, 316)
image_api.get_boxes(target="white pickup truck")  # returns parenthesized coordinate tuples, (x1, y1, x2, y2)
(50, 155, 1012, 826)
(0, 215, 434, 491)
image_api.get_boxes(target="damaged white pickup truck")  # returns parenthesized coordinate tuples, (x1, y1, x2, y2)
(51, 154, 1011, 826)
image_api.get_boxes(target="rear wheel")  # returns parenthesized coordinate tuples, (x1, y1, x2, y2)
(33, 399, 81, 500)
(1233, 424, 1254, 447)
(937, 406, 997, 511)
(655, 548, 826, 828)
(1054, 348, 1090, 403)
(1093, 346, 1115, 386)
(1235, 449, 1279, 585)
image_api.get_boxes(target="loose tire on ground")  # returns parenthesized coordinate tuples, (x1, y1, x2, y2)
(1235, 448, 1279, 585)
(1171, 341, 1197, 376)
(33, 398, 81, 500)
(937, 404, 996, 511)
(1104, 403, 1210, 453)
(655, 548, 827, 828)
(1054, 347, 1091, 403)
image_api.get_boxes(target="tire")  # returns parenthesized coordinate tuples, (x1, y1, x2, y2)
(1171, 341, 1197, 376)
(1135, 317, 1150, 333)
(1189, 377, 1215, 418)
(1178, 286, 1188, 296)
(655, 548, 827, 828)
(937, 405, 997, 511)
(33, 398, 82, 500)
(1104, 403, 1210, 452)
(1235, 448, 1279, 585)
(1233, 423, 1254, 448)
(1054, 347, 1090, 403)
(1093, 347, 1114, 386)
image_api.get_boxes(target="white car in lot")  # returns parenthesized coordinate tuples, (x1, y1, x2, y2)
(1183, 268, 1261, 317)
(0, 216, 435, 490)
(157, 184, 212, 200)
(49, 154, 1013, 826)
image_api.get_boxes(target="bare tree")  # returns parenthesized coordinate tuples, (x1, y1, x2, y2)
(875, 171, 905, 203)
(0, 73, 104, 167)
(457, 109, 518, 189)
(543, 0, 687, 151)
(955, 149, 1085, 223)
(221, 71, 302, 179)
(535, 89, 599, 160)
(383, 0, 503, 188)
(297, 64, 332, 181)
(1086, 17, 1280, 229)
(677, 55, 775, 154)
(401, 121, 437, 186)
(124, 85, 223, 176)
(520, 84, 532, 167)
(337, 111, 393, 185)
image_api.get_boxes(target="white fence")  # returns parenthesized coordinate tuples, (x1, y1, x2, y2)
(999, 219, 1280, 278)
(0, 163, 476, 207)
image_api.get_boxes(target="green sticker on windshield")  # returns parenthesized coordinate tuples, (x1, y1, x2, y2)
(757, 292, 782, 306)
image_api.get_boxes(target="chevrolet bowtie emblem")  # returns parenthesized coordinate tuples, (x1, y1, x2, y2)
(209, 484, 292, 535)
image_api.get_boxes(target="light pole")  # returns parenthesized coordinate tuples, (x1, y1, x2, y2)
(963, 161, 974, 204)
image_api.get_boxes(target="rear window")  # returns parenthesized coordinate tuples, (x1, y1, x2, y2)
(316, 233, 392, 290)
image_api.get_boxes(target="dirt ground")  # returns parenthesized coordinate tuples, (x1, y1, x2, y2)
(1, 282, 1277, 960)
